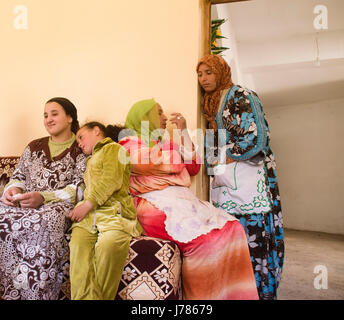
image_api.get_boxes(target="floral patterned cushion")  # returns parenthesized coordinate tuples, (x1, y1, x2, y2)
(115, 236, 182, 300)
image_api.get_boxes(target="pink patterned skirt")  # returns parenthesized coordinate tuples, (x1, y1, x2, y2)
(135, 197, 258, 300)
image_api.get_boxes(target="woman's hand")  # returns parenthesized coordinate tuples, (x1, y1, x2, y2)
(69, 200, 94, 223)
(1, 187, 23, 206)
(170, 112, 197, 160)
(170, 113, 187, 130)
(16, 192, 44, 209)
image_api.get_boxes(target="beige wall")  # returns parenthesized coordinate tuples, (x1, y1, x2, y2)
(265, 98, 344, 235)
(0, 0, 200, 159)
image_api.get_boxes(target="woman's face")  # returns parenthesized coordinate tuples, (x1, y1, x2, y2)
(157, 104, 167, 129)
(76, 126, 103, 155)
(197, 63, 217, 93)
(44, 102, 72, 138)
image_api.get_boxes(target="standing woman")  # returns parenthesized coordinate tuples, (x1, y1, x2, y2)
(0, 97, 86, 300)
(197, 54, 284, 300)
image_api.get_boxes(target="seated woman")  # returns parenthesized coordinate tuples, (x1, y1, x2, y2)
(0, 97, 87, 300)
(69, 122, 142, 300)
(118, 99, 258, 300)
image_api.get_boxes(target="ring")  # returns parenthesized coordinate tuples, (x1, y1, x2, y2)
(177, 116, 181, 120)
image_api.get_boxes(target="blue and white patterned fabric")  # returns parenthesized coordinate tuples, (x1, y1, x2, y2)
(206, 85, 284, 300)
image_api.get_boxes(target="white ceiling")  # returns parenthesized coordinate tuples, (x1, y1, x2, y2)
(214, 0, 344, 108)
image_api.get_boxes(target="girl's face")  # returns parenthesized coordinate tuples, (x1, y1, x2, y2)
(157, 104, 167, 129)
(76, 126, 103, 155)
(44, 102, 72, 138)
(197, 63, 217, 92)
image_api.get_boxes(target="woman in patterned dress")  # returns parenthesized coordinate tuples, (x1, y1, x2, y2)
(197, 54, 284, 300)
(0, 97, 86, 300)
(118, 99, 258, 300)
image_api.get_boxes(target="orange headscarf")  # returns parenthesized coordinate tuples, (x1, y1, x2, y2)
(196, 55, 234, 130)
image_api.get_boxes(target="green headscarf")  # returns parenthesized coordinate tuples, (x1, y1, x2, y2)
(125, 98, 161, 148)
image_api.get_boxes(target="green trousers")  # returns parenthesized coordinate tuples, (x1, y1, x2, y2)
(69, 227, 131, 300)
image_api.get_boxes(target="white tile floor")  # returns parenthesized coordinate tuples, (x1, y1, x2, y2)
(278, 229, 344, 300)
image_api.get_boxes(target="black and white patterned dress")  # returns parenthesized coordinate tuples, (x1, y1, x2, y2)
(0, 137, 86, 300)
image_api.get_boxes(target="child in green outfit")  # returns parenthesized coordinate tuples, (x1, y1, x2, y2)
(69, 121, 142, 300)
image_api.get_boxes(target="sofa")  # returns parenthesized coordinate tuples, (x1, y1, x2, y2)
(0, 156, 182, 300)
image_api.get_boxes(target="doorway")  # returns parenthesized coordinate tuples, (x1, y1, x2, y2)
(196, 0, 250, 201)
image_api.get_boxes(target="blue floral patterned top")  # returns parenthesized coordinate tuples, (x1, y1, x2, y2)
(205, 85, 282, 217)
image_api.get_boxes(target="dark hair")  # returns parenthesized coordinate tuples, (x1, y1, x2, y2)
(81, 121, 129, 143)
(46, 97, 79, 134)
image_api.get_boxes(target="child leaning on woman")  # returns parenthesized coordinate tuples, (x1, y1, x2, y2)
(68, 121, 142, 300)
